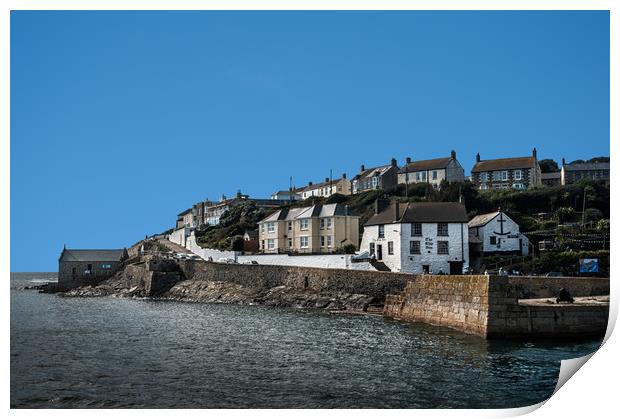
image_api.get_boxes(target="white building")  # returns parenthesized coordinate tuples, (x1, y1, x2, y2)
(359, 200, 470, 274)
(397, 151, 465, 189)
(468, 210, 529, 256)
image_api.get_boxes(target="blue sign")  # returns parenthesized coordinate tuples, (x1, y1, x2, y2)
(579, 258, 599, 273)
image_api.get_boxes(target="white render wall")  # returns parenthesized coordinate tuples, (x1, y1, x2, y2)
(170, 231, 375, 270)
(236, 253, 375, 270)
(360, 222, 469, 274)
(475, 214, 529, 255)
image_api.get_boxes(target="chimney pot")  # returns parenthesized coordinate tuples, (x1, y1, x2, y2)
(562, 158, 566, 166)
(342, 173, 346, 179)
(325, 177, 329, 183)
(361, 164, 365, 172)
(533, 147, 537, 158)
(476, 153, 481, 162)
(391, 158, 397, 167)
(308, 181, 313, 186)
(406, 157, 411, 164)
(451, 150, 456, 159)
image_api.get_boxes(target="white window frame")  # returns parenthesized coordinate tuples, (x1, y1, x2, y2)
(300, 236, 309, 248)
(299, 219, 309, 230)
(378, 225, 385, 238)
(437, 241, 449, 255)
(267, 239, 275, 250)
(267, 222, 275, 233)
(327, 235, 333, 247)
(326, 218, 332, 229)
(513, 169, 523, 180)
(410, 240, 421, 255)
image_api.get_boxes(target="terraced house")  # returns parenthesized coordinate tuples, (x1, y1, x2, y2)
(471, 148, 541, 190)
(257, 203, 359, 254)
(560, 158, 610, 186)
(298, 174, 352, 199)
(397, 150, 465, 189)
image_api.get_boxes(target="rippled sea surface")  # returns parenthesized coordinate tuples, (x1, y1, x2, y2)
(10, 272, 602, 409)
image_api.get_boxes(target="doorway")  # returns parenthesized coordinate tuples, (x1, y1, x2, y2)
(449, 261, 463, 275)
(376, 244, 383, 261)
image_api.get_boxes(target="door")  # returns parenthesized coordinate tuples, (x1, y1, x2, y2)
(376, 244, 383, 261)
(449, 261, 463, 275)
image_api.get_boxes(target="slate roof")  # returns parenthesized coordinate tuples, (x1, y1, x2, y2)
(563, 162, 610, 171)
(177, 208, 192, 216)
(397, 157, 452, 173)
(298, 178, 347, 193)
(541, 172, 561, 180)
(352, 165, 392, 180)
(60, 249, 126, 262)
(259, 203, 357, 223)
(468, 211, 500, 228)
(471, 156, 537, 173)
(365, 202, 468, 226)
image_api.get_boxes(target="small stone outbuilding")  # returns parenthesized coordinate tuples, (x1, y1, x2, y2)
(58, 247, 128, 286)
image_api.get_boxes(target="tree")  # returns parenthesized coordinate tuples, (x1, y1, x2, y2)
(538, 159, 559, 173)
(588, 156, 610, 163)
(555, 207, 576, 223)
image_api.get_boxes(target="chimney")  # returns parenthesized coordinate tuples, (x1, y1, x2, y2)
(391, 158, 397, 167)
(325, 177, 329, 183)
(375, 198, 390, 215)
(476, 153, 481, 162)
(236, 190, 242, 199)
(342, 173, 347, 179)
(308, 181, 313, 186)
(406, 157, 412, 164)
(451, 150, 456, 159)
(361, 164, 365, 172)
(533, 147, 537, 158)
(562, 158, 566, 166)
(394, 202, 400, 220)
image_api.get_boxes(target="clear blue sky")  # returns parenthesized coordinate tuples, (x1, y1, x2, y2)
(10, 11, 609, 271)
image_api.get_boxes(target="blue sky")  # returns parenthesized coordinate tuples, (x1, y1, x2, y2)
(11, 11, 609, 271)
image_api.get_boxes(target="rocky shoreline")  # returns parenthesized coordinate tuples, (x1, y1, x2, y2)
(56, 267, 382, 312)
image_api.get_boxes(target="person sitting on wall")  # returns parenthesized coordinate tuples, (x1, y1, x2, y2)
(556, 288, 575, 304)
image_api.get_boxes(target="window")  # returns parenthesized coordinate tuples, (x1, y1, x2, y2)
(480, 172, 489, 182)
(260, 224, 265, 233)
(300, 219, 309, 230)
(288, 238, 292, 248)
(437, 241, 449, 255)
(326, 218, 332, 229)
(388, 241, 394, 255)
(300, 236, 309, 248)
(327, 236, 333, 247)
(513, 183, 526, 190)
(432, 170, 438, 180)
(101, 264, 112, 269)
(353, 180, 358, 191)
(370, 243, 375, 255)
(410, 241, 421, 254)
(267, 239, 275, 250)
(513, 169, 523, 180)
(411, 223, 422, 236)
(437, 223, 448, 236)
(320, 219, 325, 229)
(321, 236, 325, 247)
(372, 176, 379, 189)
(267, 222, 275, 233)
(490, 236, 497, 245)
(416, 172, 421, 181)
(421, 171, 427, 180)
(378, 225, 385, 238)
(288, 222, 292, 231)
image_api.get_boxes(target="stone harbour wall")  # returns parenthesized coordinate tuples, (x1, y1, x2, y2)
(384, 275, 492, 336)
(508, 276, 609, 299)
(385, 275, 609, 338)
(178, 259, 408, 301)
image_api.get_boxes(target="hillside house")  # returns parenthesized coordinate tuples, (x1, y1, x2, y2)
(351, 159, 399, 194)
(359, 200, 469, 274)
(298, 174, 352, 199)
(258, 203, 359, 254)
(471, 148, 541, 190)
(397, 151, 465, 189)
(560, 159, 610, 186)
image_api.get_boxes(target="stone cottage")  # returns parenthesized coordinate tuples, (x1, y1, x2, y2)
(58, 247, 128, 287)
